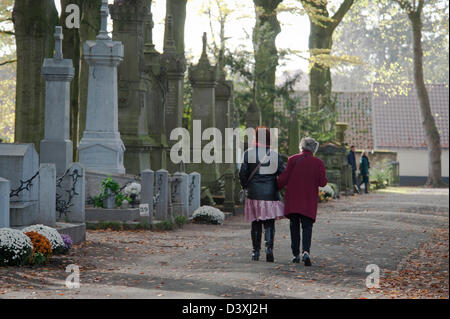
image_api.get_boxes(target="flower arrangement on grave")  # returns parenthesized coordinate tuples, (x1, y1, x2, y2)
(0, 228, 33, 267)
(22, 225, 65, 254)
(60, 234, 73, 253)
(192, 206, 225, 225)
(123, 182, 141, 208)
(319, 184, 335, 203)
(92, 177, 131, 208)
(24, 231, 53, 265)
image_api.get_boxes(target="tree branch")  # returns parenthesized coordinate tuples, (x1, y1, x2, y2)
(0, 59, 17, 66)
(0, 29, 14, 36)
(330, 0, 354, 30)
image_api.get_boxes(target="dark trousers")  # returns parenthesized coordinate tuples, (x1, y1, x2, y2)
(359, 174, 369, 193)
(289, 214, 313, 256)
(352, 170, 361, 192)
(251, 219, 275, 251)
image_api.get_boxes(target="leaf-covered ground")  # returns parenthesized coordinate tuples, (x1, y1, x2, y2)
(0, 187, 448, 299)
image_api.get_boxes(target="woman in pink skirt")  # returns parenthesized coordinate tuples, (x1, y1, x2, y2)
(239, 127, 285, 262)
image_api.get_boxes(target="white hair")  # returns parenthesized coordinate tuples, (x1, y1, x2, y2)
(299, 137, 319, 153)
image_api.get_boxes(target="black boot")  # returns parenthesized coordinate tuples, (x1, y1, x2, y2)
(251, 222, 262, 261)
(264, 224, 275, 262)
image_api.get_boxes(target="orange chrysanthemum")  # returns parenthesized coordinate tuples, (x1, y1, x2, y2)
(25, 231, 53, 262)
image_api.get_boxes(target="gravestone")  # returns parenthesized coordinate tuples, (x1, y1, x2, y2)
(37, 163, 56, 227)
(245, 101, 261, 130)
(172, 172, 189, 218)
(162, 15, 186, 173)
(40, 26, 75, 175)
(57, 163, 86, 223)
(155, 169, 168, 220)
(223, 167, 235, 213)
(110, 0, 152, 175)
(188, 172, 201, 217)
(0, 143, 39, 226)
(78, 0, 126, 174)
(141, 169, 154, 224)
(188, 33, 220, 187)
(0, 177, 10, 228)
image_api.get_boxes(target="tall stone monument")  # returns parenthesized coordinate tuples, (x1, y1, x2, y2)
(188, 33, 220, 187)
(110, 0, 152, 175)
(78, 0, 126, 174)
(40, 26, 75, 175)
(162, 15, 186, 173)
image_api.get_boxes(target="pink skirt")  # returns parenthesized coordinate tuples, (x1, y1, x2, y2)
(244, 199, 285, 223)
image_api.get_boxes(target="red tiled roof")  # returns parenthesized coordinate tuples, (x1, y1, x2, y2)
(372, 83, 449, 149)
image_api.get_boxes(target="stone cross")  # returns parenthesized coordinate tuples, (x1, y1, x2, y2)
(54, 26, 63, 60)
(97, 0, 110, 40)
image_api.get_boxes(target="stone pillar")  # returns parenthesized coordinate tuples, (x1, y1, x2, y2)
(40, 26, 75, 175)
(141, 7, 167, 172)
(37, 163, 56, 227)
(245, 101, 261, 130)
(172, 172, 189, 218)
(188, 172, 201, 217)
(162, 15, 186, 173)
(110, 0, 152, 175)
(215, 77, 233, 175)
(155, 169, 168, 220)
(188, 33, 219, 187)
(78, 0, 126, 174)
(0, 177, 10, 228)
(141, 169, 154, 224)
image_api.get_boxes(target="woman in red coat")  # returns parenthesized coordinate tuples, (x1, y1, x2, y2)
(277, 137, 327, 266)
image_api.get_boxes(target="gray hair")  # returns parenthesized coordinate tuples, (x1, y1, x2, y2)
(299, 137, 319, 153)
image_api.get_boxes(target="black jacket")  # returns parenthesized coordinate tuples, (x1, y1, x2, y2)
(239, 147, 285, 201)
(347, 150, 357, 171)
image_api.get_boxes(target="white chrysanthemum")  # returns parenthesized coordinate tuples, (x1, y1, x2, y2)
(0, 228, 33, 266)
(124, 182, 141, 196)
(22, 224, 64, 252)
(319, 184, 335, 198)
(192, 206, 225, 225)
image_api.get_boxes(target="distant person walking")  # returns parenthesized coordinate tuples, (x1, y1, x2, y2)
(347, 145, 361, 194)
(277, 137, 327, 266)
(239, 127, 285, 262)
(359, 151, 370, 193)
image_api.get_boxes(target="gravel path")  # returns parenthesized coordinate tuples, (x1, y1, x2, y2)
(1, 187, 448, 299)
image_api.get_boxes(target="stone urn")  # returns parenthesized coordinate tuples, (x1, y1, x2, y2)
(335, 122, 349, 145)
(103, 188, 116, 209)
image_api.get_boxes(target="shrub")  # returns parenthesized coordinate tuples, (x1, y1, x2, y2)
(0, 228, 33, 267)
(25, 231, 53, 265)
(154, 220, 175, 231)
(22, 225, 65, 254)
(174, 215, 187, 228)
(192, 206, 225, 225)
(93, 177, 132, 208)
(370, 159, 391, 189)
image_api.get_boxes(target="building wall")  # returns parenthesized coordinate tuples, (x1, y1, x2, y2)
(393, 148, 449, 177)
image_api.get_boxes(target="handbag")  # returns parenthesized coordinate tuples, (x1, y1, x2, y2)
(239, 152, 269, 204)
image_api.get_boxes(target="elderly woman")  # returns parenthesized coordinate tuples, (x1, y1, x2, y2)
(239, 127, 285, 262)
(359, 150, 370, 193)
(277, 137, 327, 266)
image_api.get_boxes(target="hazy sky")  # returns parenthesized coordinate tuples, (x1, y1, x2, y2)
(55, 0, 311, 74)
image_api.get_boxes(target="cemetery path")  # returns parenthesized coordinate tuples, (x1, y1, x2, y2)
(1, 187, 448, 299)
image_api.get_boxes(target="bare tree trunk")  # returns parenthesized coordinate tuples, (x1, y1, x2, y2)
(300, 0, 353, 111)
(409, 11, 443, 187)
(252, 0, 282, 128)
(12, 0, 59, 151)
(60, 0, 82, 161)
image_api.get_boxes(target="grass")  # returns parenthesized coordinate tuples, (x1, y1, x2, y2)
(86, 217, 188, 232)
